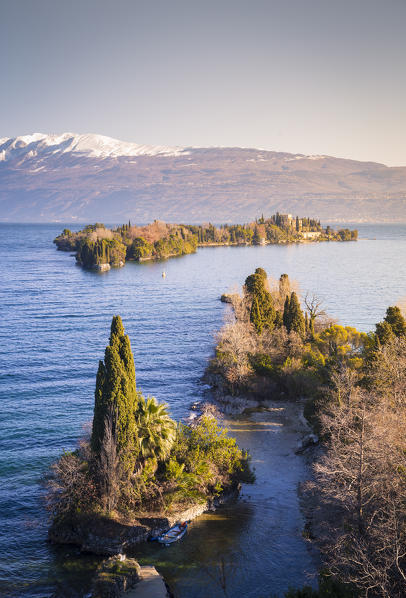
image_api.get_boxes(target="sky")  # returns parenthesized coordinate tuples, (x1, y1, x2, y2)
(1, 0, 405, 166)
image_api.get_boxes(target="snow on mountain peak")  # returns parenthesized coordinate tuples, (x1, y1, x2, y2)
(0, 133, 187, 162)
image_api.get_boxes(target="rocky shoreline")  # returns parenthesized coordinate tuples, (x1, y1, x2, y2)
(48, 484, 240, 556)
(91, 555, 174, 598)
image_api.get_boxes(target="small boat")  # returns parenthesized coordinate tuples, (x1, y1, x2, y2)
(162, 271, 166, 278)
(157, 521, 188, 546)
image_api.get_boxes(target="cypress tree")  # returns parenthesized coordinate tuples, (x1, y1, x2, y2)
(384, 306, 406, 337)
(91, 316, 138, 473)
(255, 267, 267, 281)
(288, 292, 306, 337)
(283, 295, 291, 330)
(274, 310, 283, 328)
(246, 268, 276, 333)
(375, 320, 395, 346)
(260, 291, 276, 331)
(250, 296, 263, 333)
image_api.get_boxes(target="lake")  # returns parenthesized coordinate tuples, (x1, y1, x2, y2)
(0, 223, 405, 597)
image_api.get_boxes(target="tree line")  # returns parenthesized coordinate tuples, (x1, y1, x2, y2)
(53, 215, 358, 269)
(210, 268, 406, 597)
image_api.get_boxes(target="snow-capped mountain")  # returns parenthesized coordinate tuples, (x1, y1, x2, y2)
(0, 133, 405, 223)
(0, 132, 186, 163)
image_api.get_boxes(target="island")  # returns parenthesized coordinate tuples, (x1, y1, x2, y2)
(53, 214, 358, 270)
(47, 316, 254, 556)
(207, 267, 406, 598)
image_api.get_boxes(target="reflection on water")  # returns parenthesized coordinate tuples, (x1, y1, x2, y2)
(130, 404, 318, 598)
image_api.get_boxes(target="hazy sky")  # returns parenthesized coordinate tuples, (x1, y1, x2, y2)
(1, 0, 405, 165)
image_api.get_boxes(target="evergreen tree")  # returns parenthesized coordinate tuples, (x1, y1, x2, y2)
(245, 272, 260, 294)
(283, 292, 305, 337)
(384, 306, 406, 337)
(253, 226, 261, 245)
(246, 268, 276, 333)
(255, 267, 267, 281)
(289, 292, 306, 337)
(261, 290, 276, 331)
(375, 320, 395, 346)
(274, 310, 283, 328)
(91, 316, 138, 473)
(250, 295, 263, 333)
(283, 295, 291, 330)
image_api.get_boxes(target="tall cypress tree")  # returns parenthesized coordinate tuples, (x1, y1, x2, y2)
(288, 292, 306, 337)
(283, 295, 291, 330)
(91, 316, 138, 473)
(250, 295, 263, 333)
(261, 291, 276, 331)
(246, 268, 276, 333)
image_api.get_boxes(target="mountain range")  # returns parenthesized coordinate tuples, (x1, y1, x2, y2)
(0, 133, 405, 223)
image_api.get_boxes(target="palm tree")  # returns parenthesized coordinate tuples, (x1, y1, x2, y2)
(134, 395, 176, 466)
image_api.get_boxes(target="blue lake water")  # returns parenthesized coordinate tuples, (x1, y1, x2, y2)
(0, 223, 405, 597)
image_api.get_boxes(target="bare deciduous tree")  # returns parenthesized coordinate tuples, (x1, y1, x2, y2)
(304, 293, 327, 334)
(368, 336, 406, 409)
(313, 384, 406, 597)
(46, 443, 97, 517)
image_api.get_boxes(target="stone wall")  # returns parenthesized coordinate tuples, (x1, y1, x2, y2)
(48, 485, 240, 555)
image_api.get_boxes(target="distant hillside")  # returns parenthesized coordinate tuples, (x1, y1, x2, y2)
(0, 133, 405, 222)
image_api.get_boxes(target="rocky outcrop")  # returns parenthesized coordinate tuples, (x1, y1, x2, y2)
(48, 485, 240, 555)
(295, 433, 319, 454)
(92, 555, 141, 598)
(94, 263, 111, 272)
(220, 293, 234, 303)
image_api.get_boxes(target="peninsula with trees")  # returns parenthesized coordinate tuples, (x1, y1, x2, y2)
(209, 268, 406, 597)
(53, 214, 358, 270)
(47, 316, 253, 555)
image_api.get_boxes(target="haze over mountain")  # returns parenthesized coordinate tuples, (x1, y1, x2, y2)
(1, 133, 405, 223)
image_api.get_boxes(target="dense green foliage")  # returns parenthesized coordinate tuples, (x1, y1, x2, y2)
(53, 215, 357, 269)
(77, 238, 127, 268)
(247, 270, 277, 334)
(135, 395, 176, 463)
(54, 221, 197, 268)
(210, 268, 390, 402)
(185, 213, 356, 245)
(283, 292, 306, 336)
(49, 316, 252, 520)
(91, 316, 138, 473)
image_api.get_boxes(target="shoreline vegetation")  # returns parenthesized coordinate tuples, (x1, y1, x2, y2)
(53, 214, 358, 270)
(207, 268, 406, 598)
(47, 316, 254, 556)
